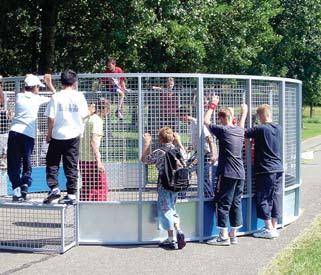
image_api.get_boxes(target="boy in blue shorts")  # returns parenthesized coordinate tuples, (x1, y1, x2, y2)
(141, 127, 187, 250)
(246, 104, 283, 239)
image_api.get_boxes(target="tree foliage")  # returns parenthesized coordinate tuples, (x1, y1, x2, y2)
(0, 0, 320, 108)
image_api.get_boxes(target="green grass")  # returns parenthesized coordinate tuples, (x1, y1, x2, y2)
(302, 106, 321, 140)
(262, 215, 321, 275)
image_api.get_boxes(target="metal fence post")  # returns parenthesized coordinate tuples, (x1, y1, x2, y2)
(295, 83, 302, 216)
(280, 81, 286, 227)
(197, 76, 204, 242)
(138, 76, 143, 242)
(246, 78, 253, 231)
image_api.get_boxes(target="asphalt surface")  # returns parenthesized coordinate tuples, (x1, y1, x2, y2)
(1, 136, 321, 275)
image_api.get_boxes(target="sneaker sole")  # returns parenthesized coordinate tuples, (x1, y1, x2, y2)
(253, 234, 276, 239)
(159, 243, 177, 250)
(58, 199, 77, 205)
(43, 194, 61, 204)
(207, 241, 230, 246)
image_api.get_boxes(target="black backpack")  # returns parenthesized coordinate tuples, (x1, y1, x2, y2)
(159, 148, 190, 192)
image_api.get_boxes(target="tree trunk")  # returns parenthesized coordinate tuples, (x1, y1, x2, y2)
(310, 102, 313, 118)
(38, 0, 58, 74)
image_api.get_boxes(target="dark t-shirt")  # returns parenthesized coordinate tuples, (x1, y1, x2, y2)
(246, 123, 283, 174)
(209, 124, 245, 180)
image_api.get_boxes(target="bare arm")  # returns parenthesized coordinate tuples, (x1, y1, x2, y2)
(91, 133, 104, 171)
(206, 135, 218, 164)
(204, 95, 219, 128)
(141, 133, 152, 162)
(239, 104, 248, 129)
(47, 117, 54, 143)
(173, 133, 187, 159)
(120, 79, 126, 91)
(43, 74, 56, 94)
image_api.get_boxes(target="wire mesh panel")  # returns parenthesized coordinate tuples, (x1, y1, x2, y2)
(0, 200, 76, 253)
(0, 73, 302, 245)
(0, 78, 55, 201)
(251, 80, 281, 123)
(142, 77, 198, 201)
(284, 82, 298, 187)
(203, 78, 247, 195)
(250, 80, 282, 193)
(78, 76, 139, 202)
(0, 80, 16, 194)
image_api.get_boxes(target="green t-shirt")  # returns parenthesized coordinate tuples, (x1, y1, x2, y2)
(79, 114, 103, 161)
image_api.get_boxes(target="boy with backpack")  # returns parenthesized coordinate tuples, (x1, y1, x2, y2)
(141, 127, 187, 250)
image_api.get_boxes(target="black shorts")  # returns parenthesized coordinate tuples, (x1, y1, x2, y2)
(255, 172, 283, 220)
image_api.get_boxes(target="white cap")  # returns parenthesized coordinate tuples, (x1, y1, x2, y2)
(24, 74, 45, 88)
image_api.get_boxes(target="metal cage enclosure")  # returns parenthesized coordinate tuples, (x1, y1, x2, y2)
(0, 73, 301, 251)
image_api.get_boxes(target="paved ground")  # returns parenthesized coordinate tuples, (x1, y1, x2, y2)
(1, 136, 321, 275)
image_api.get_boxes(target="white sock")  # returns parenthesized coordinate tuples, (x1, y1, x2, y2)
(13, 187, 21, 197)
(168, 236, 173, 242)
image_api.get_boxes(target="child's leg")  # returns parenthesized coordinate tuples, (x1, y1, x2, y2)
(216, 177, 235, 239)
(255, 174, 274, 229)
(117, 90, 125, 111)
(264, 219, 274, 230)
(167, 230, 174, 240)
(173, 213, 181, 231)
(229, 179, 244, 236)
(271, 172, 283, 229)
(220, 227, 229, 239)
(229, 227, 237, 238)
(271, 218, 278, 229)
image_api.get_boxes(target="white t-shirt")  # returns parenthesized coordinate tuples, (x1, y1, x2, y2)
(10, 92, 50, 138)
(189, 117, 211, 153)
(44, 90, 88, 140)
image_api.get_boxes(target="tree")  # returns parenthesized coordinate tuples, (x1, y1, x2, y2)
(265, 0, 321, 116)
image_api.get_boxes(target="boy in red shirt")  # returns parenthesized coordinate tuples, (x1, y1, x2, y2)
(99, 57, 126, 119)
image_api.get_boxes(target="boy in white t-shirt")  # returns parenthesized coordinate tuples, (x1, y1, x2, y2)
(8, 74, 56, 202)
(43, 69, 93, 205)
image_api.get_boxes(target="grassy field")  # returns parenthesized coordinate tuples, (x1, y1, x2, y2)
(302, 106, 321, 140)
(261, 107, 321, 274)
(262, 214, 321, 275)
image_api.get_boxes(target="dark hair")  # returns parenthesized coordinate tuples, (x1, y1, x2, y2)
(90, 98, 105, 113)
(61, 69, 77, 86)
(25, 86, 33, 91)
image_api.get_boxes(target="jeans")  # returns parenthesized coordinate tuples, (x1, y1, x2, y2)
(216, 176, 244, 228)
(7, 131, 35, 190)
(46, 137, 80, 194)
(157, 186, 179, 231)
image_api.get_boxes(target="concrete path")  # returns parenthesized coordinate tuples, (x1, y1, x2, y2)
(1, 137, 321, 275)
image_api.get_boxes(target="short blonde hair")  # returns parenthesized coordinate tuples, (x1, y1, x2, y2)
(158, 127, 174, 143)
(256, 104, 271, 119)
(218, 107, 233, 121)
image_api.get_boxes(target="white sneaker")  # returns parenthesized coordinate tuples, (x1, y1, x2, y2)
(253, 228, 279, 239)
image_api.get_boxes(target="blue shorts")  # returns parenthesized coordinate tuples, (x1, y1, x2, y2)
(111, 85, 121, 93)
(255, 172, 283, 220)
